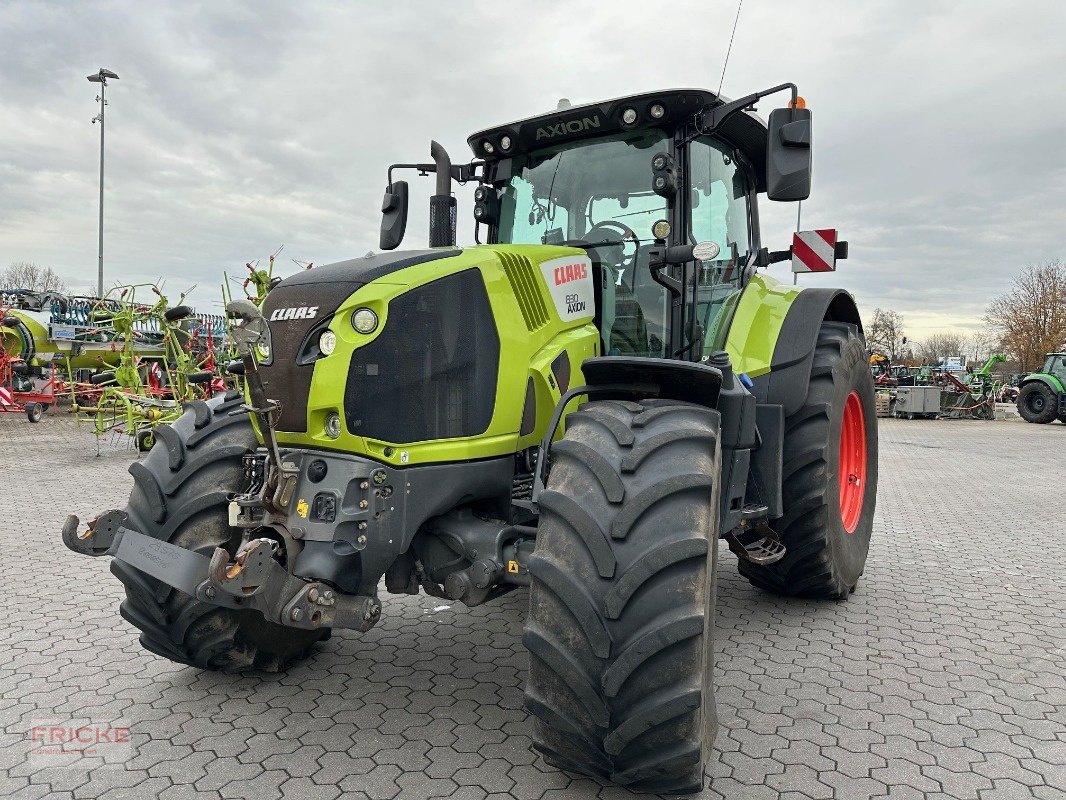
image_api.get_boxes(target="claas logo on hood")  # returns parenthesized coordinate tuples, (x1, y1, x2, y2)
(269, 306, 319, 321)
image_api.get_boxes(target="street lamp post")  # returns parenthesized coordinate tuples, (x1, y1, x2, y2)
(87, 68, 119, 299)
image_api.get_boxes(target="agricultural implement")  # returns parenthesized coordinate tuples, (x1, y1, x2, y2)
(934, 369, 996, 420)
(0, 313, 61, 422)
(64, 83, 877, 793)
(67, 285, 226, 449)
(1017, 352, 1066, 424)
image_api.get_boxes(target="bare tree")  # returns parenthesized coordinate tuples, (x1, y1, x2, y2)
(866, 308, 907, 362)
(985, 260, 1066, 372)
(963, 330, 999, 367)
(0, 261, 68, 293)
(916, 331, 966, 366)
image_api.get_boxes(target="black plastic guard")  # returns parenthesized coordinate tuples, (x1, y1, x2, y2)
(580, 356, 722, 408)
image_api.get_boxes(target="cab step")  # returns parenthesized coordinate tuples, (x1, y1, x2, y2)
(724, 505, 786, 566)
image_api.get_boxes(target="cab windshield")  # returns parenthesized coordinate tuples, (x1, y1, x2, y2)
(497, 131, 749, 359)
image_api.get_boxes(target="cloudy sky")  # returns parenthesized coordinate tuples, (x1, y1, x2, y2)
(2, 0, 1064, 340)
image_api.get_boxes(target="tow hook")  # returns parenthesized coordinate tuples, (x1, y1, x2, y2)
(206, 538, 279, 597)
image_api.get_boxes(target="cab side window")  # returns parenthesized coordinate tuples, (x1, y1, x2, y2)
(688, 138, 752, 353)
(689, 138, 751, 264)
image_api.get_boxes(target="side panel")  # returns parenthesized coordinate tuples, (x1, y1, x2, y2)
(723, 275, 802, 379)
(724, 274, 863, 417)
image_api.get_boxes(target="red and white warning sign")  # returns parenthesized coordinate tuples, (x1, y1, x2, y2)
(791, 229, 838, 273)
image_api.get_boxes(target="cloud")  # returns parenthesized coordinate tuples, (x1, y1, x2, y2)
(1, 0, 1063, 339)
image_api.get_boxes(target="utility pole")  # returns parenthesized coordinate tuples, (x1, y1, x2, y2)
(87, 68, 119, 298)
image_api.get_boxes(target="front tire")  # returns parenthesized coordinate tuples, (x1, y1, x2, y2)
(739, 322, 878, 599)
(112, 391, 328, 671)
(525, 399, 721, 794)
(1018, 383, 1057, 424)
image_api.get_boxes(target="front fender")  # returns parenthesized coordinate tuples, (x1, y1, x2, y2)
(1020, 374, 1065, 395)
(724, 274, 863, 416)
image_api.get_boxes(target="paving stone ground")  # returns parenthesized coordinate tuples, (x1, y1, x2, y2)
(0, 412, 1063, 800)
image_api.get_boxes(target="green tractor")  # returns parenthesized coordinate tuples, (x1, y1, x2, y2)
(64, 84, 877, 793)
(1017, 352, 1066, 424)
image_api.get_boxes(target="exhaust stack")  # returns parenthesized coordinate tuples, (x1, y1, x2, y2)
(429, 140, 456, 247)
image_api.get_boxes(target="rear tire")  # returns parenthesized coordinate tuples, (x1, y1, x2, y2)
(739, 322, 878, 599)
(112, 391, 328, 671)
(525, 399, 721, 794)
(1018, 383, 1057, 424)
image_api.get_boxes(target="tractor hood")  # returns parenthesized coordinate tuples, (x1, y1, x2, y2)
(276, 249, 462, 290)
(260, 248, 462, 432)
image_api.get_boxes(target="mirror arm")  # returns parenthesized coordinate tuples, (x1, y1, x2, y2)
(387, 163, 436, 185)
(693, 82, 799, 138)
(387, 160, 488, 188)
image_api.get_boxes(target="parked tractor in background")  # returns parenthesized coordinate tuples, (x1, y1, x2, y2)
(1017, 353, 1066, 424)
(64, 83, 877, 793)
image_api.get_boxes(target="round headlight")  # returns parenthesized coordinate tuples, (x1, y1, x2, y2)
(318, 329, 337, 356)
(499, 135, 512, 151)
(474, 186, 487, 202)
(482, 140, 495, 154)
(622, 108, 638, 125)
(351, 308, 378, 334)
(325, 412, 341, 439)
(652, 219, 671, 240)
(650, 103, 666, 119)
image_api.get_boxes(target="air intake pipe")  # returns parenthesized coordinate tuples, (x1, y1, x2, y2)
(429, 140, 456, 247)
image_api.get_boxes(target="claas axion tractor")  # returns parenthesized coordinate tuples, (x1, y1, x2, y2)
(65, 82, 878, 793)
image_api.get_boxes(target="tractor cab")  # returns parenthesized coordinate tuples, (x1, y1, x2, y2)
(383, 86, 813, 365)
(488, 118, 751, 361)
(1040, 352, 1066, 379)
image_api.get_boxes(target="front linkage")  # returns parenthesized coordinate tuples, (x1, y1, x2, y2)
(63, 299, 382, 634)
(63, 511, 380, 631)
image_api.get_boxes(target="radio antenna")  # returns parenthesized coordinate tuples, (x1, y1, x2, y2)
(717, 0, 745, 96)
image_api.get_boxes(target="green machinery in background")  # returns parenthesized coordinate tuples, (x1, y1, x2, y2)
(1017, 353, 1066, 424)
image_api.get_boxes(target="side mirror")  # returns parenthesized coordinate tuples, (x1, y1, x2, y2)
(379, 180, 409, 251)
(766, 107, 812, 201)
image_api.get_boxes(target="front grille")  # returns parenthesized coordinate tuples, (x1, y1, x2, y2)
(344, 269, 500, 444)
(499, 252, 550, 332)
(260, 279, 362, 432)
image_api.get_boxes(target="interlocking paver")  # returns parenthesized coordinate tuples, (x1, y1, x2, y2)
(1, 414, 1064, 799)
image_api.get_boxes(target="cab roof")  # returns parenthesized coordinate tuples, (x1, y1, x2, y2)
(467, 88, 771, 191)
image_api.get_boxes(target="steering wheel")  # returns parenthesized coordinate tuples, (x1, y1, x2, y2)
(581, 220, 640, 276)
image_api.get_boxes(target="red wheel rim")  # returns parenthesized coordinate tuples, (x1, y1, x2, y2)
(838, 391, 867, 534)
